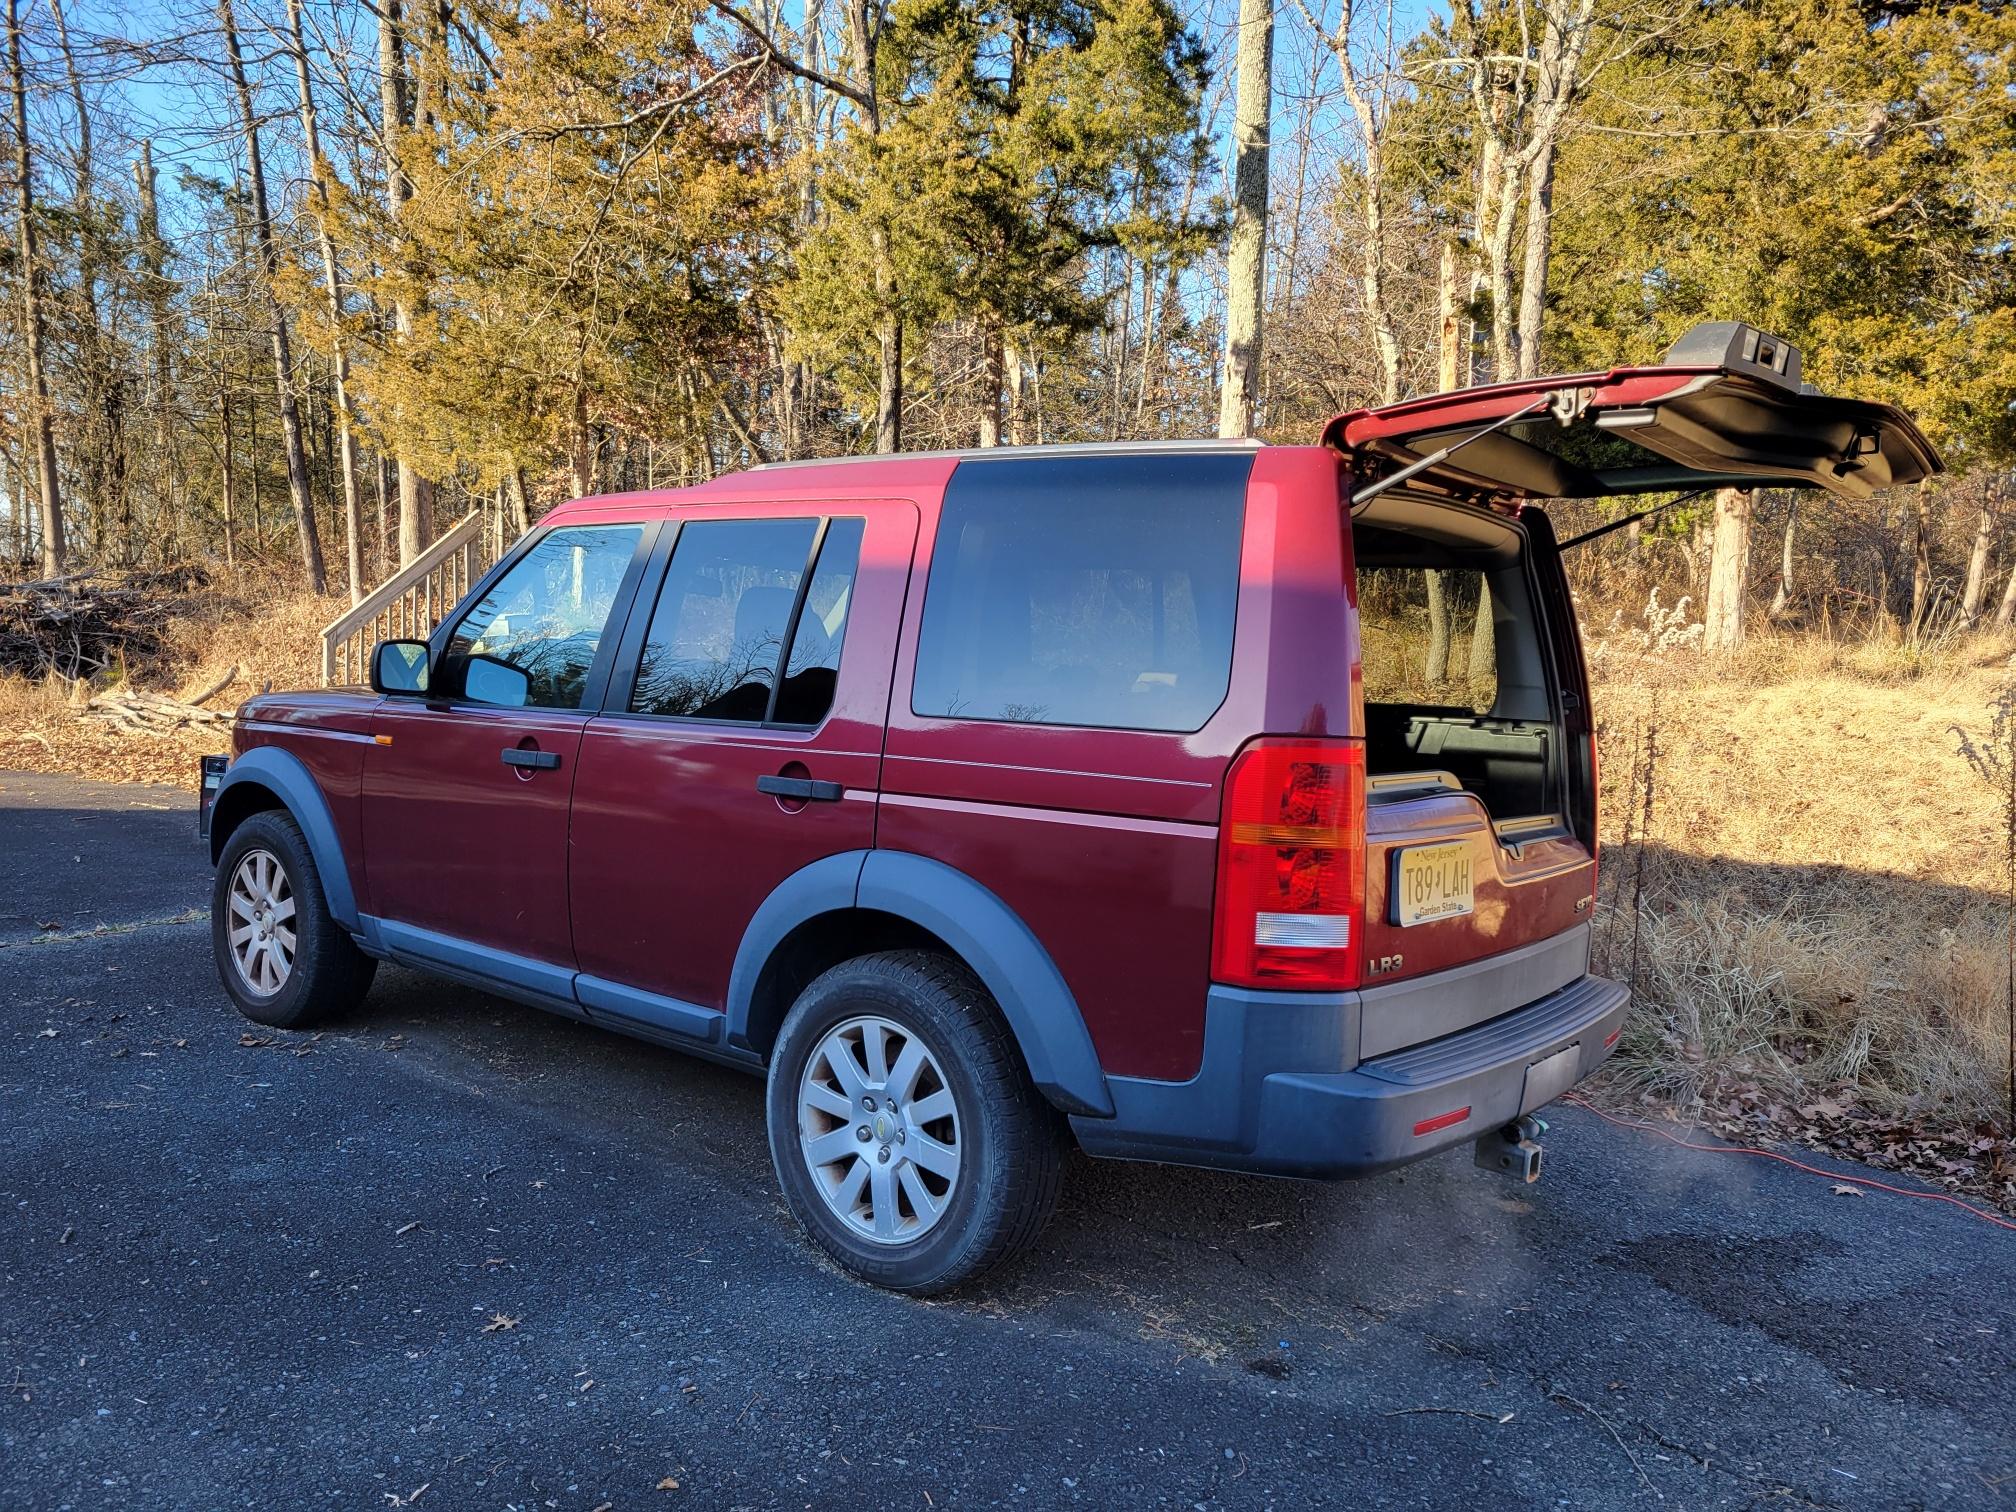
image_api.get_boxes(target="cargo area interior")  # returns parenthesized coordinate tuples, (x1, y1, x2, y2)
(1350, 498, 1566, 833)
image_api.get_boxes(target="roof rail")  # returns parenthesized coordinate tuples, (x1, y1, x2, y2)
(747, 438, 1266, 472)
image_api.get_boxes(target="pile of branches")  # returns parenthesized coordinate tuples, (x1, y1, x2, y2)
(79, 668, 236, 736)
(0, 565, 210, 680)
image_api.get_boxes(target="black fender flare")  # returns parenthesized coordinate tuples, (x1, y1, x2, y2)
(207, 748, 362, 932)
(726, 849, 1114, 1118)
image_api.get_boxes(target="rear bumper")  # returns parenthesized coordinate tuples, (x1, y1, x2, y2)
(1070, 965, 1629, 1179)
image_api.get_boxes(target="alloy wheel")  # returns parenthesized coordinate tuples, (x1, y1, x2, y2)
(796, 1014, 962, 1244)
(226, 848, 296, 998)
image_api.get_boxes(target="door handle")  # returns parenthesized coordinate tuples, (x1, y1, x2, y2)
(757, 774, 843, 802)
(501, 748, 561, 771)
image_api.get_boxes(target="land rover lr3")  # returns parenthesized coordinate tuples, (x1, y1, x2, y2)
(200, 322, 1941, 1291)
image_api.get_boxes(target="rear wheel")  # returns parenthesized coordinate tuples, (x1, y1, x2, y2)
(766, 951, 1062, 1293)
(212, 811, 375, 1029)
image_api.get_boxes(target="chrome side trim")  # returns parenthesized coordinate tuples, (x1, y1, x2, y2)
(242, 720, 377, 746)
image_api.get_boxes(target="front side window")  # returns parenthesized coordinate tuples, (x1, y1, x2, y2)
(440, 524, 644, 709)
(910, 457, 1246, 732)
(629, 517, 863, 725)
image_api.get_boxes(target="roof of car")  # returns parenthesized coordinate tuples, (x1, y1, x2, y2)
(545, 439, 1268, 518)
(747, 438, 1265, 470)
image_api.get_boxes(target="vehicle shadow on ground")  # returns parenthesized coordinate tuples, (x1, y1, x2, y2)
(344, 959, 1593, 1365)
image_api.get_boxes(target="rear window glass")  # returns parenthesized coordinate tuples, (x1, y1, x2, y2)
(628, 517, 861, 725)
(911, 458, 1245, 732)
(1357, 567, 1498, 715)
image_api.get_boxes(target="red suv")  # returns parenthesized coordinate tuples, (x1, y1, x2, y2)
(201, 324, 1938, 1291)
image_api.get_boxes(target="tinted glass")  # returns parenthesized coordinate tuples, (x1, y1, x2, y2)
(773, 518, 864, 726)
(441, 524, 643, 709)
(630, 518, 818, 721)
(911, 457, 1246, 732)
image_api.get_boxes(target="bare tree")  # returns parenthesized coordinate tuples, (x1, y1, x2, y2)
(1219, 0, 1273, 435)
(1767, 494, 1797, 620)
(1960, 479, 1999, 628)
(379, 0, 435, 561)
(1701, 487, 1752, 652)
(9, 0, 64, 576)
(287, 0, 365, 602)
(1438, 0, 1601, 379)
(220, 0, 327, 593)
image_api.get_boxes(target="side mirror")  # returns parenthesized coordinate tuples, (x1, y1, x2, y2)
(462, 653, 530, 708)
(371, 639, 431, 696)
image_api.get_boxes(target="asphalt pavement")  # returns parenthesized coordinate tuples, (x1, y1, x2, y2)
(2, 767, 2011, 1511)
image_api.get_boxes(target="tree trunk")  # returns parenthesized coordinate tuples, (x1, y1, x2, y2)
(1997, 539, 2016, 630)
(134, 142, 178, 553)
(1319, 7, 1400, 405)
(1702, 487, 1753, 653)
(1909, 479, 1935, 636)
(288, 0, 366, 604)
(8, 0, 64, 577)
(1424, 570, 1451, 680)
(218, 383, 237, 572)
(1467, 580, 1495, 681)
(1005, 340, 1026, 446)
(1217, 0, 1272, 438)
(870, 244, 902, 452)
(507, 467, 532, 537)
(1961, 488, 1995, 627)
(568, 384, 595, 497)
(379, 0, 433, 564)
(1514, 136, 1558, 380)
(1437, 240, 1462, 392)
(977, 326, 1004, 447)
(1767, 494, 1797, 620)
(221, 0, 326, 594)
(374, 454, 391, 578)
(51, 0, 126, 564)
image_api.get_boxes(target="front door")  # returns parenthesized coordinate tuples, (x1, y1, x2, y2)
(567, 502, 917, 1039)
(362, 520, 654, 985)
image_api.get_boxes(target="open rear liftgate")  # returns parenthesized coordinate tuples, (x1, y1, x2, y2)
(1327, 321, 1944, 1184)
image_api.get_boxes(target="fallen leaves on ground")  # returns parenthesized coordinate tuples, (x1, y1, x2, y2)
(480, 1313, 520, 1333)
(1589, 1071, 2016, 1215)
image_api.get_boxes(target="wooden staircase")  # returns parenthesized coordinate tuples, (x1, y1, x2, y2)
(319, 511, 491, 686)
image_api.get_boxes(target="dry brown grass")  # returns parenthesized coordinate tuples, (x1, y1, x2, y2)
(1591, 625, 2016, 1129)
(0, 572, 337, 786)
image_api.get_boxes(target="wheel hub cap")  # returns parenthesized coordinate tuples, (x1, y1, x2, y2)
(797, 1015, 961, 1246)
(226, 848, 296, 998)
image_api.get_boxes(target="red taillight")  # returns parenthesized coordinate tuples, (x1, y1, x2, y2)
(1211, 738, 1366, 991)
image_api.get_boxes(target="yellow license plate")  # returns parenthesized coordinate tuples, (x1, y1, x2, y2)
(1393, 841, 1475, 926)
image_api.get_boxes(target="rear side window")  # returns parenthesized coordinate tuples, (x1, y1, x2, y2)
(911, 455, 1248, 732)
(629, 517, 862, 725)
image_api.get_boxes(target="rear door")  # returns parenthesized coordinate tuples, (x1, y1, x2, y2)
(1325, 321, 1941, 510)
(565, 501, 917, 1042)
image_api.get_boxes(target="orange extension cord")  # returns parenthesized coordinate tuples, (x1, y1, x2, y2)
(1561, 1092, 2016, 1235)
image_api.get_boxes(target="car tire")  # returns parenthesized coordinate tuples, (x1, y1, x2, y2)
(766, 950, 1063, 1294)
(212, 810, 376, 1029)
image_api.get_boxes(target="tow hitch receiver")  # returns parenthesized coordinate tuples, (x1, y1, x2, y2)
(1475, 1115, 1546, 1183)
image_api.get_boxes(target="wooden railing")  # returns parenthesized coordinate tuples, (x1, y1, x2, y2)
(320, 511, 489, 686)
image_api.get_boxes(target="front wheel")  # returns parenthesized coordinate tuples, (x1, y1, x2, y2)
(212, 810, 376, 1029)
(766, 951, 1062, 1294)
